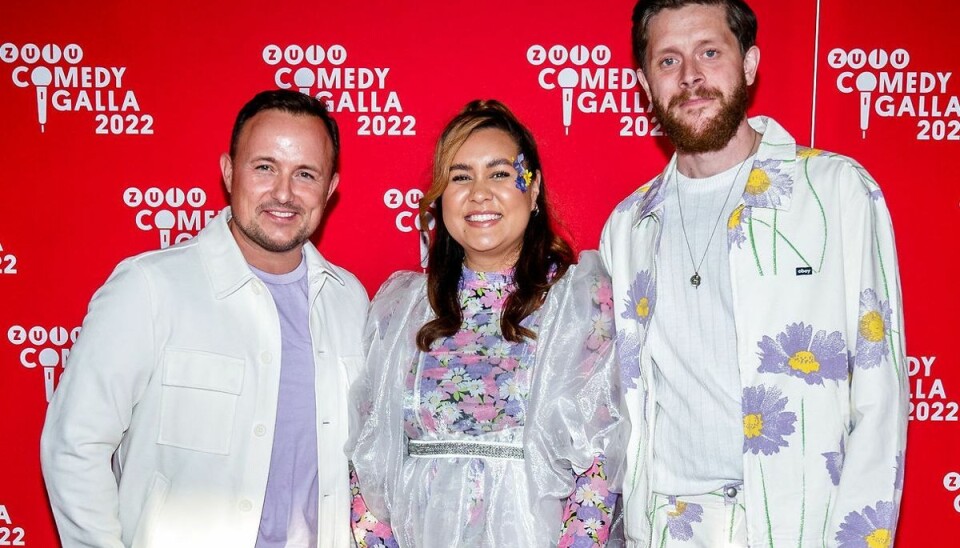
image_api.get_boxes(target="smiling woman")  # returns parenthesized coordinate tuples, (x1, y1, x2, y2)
(419, 100, 572, 346)
(349, 100, 627, 547)
(442, 128, 541, 273)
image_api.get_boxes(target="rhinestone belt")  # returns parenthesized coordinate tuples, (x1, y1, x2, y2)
(407, 439, 524, 460)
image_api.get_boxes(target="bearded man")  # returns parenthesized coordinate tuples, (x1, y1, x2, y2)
(600, 1, 909, 546)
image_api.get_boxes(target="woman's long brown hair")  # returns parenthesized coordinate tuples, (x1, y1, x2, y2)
(415, 99, 574, 351)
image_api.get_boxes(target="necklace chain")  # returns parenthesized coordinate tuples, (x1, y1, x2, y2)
(675, 134, 758, 288)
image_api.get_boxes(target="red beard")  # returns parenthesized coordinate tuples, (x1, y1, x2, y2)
(651, 76, 750, 153)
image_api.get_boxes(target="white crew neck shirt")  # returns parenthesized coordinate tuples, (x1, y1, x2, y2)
(647, 156, 754, 495)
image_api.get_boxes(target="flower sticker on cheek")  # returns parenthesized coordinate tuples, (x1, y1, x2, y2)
(513, 153, 533, 193)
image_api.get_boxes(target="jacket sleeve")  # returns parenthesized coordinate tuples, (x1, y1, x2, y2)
(828, 161, 909, 540)
(40, 259, 157, 548)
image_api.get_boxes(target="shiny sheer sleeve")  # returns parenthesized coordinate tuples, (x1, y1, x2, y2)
(524, 251, 628, 546)
(348, 271, 429, 526)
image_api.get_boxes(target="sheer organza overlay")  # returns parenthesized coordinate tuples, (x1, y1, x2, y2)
(349, 252, 627, 547)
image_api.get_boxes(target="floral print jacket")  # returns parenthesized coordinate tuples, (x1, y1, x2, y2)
(600, 117, 908, 547)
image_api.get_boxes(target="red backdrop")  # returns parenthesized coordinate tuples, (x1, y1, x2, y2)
(1, 1, 957, 545)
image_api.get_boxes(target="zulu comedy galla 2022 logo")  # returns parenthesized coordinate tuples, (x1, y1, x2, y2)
(123, 186, 217, 249)
(1, 42, 154, 135)
(7, 324, 80, 403)
(525, 44, 660, 137)
(262, 43, 417, 136)
(908, 353, 958, 516)
(827, 47, 958, 140)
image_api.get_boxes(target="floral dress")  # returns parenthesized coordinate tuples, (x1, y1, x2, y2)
(351, 255, 623, 548)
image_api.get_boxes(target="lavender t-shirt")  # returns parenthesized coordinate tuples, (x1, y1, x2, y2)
(251, 257, 319, 548)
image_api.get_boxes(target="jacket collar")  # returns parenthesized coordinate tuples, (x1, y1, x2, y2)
(302, 234, 346, 296)
(631, 116, 798, 226)
(199, 207, 344, 299)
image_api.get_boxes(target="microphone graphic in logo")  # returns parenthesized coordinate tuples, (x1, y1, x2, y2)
(38, 348, 60, 402)
(31, 66, 53, 133)
(154, 209, 176, 248)
(557, 67, 578, 135)
(294, 67, 315, 95)
(855, 72, 878, 139)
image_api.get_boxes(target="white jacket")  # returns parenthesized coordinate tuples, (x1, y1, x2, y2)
(41, 208, 368, 548)
(600, 117, 909, 547)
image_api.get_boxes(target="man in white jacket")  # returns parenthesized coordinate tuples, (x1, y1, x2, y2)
(41, 90, 368, 548)
(600, 1, 908, 546)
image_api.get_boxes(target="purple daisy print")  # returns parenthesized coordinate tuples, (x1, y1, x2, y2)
(822, 438, 845, 486)
(616, 330, 641, 391)
(742, 158, 792, 209)
(757, 322, 848, 385)
(742, 385, 797, 455)
(854, 289, 892, 369)
(727, 204, 751, 250)
(621, 270, 656, 327)
(616, 175, 665, 214)
(615, 184, 649, 213)
(835, 500, 896, 548)
(637, 176, 667, 218)
(665, 496, 703, 541)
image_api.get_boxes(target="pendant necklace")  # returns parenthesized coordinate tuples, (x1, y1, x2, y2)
(675, 134, 757, 288)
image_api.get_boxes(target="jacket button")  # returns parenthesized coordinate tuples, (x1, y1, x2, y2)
(239, 499, 253, 512)
(260, 351, 272, 364)
(254, 423, 267, 437)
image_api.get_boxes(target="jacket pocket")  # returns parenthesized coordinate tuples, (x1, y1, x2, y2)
(157, 348, 244, 454)
(131, 471, 169, 548)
